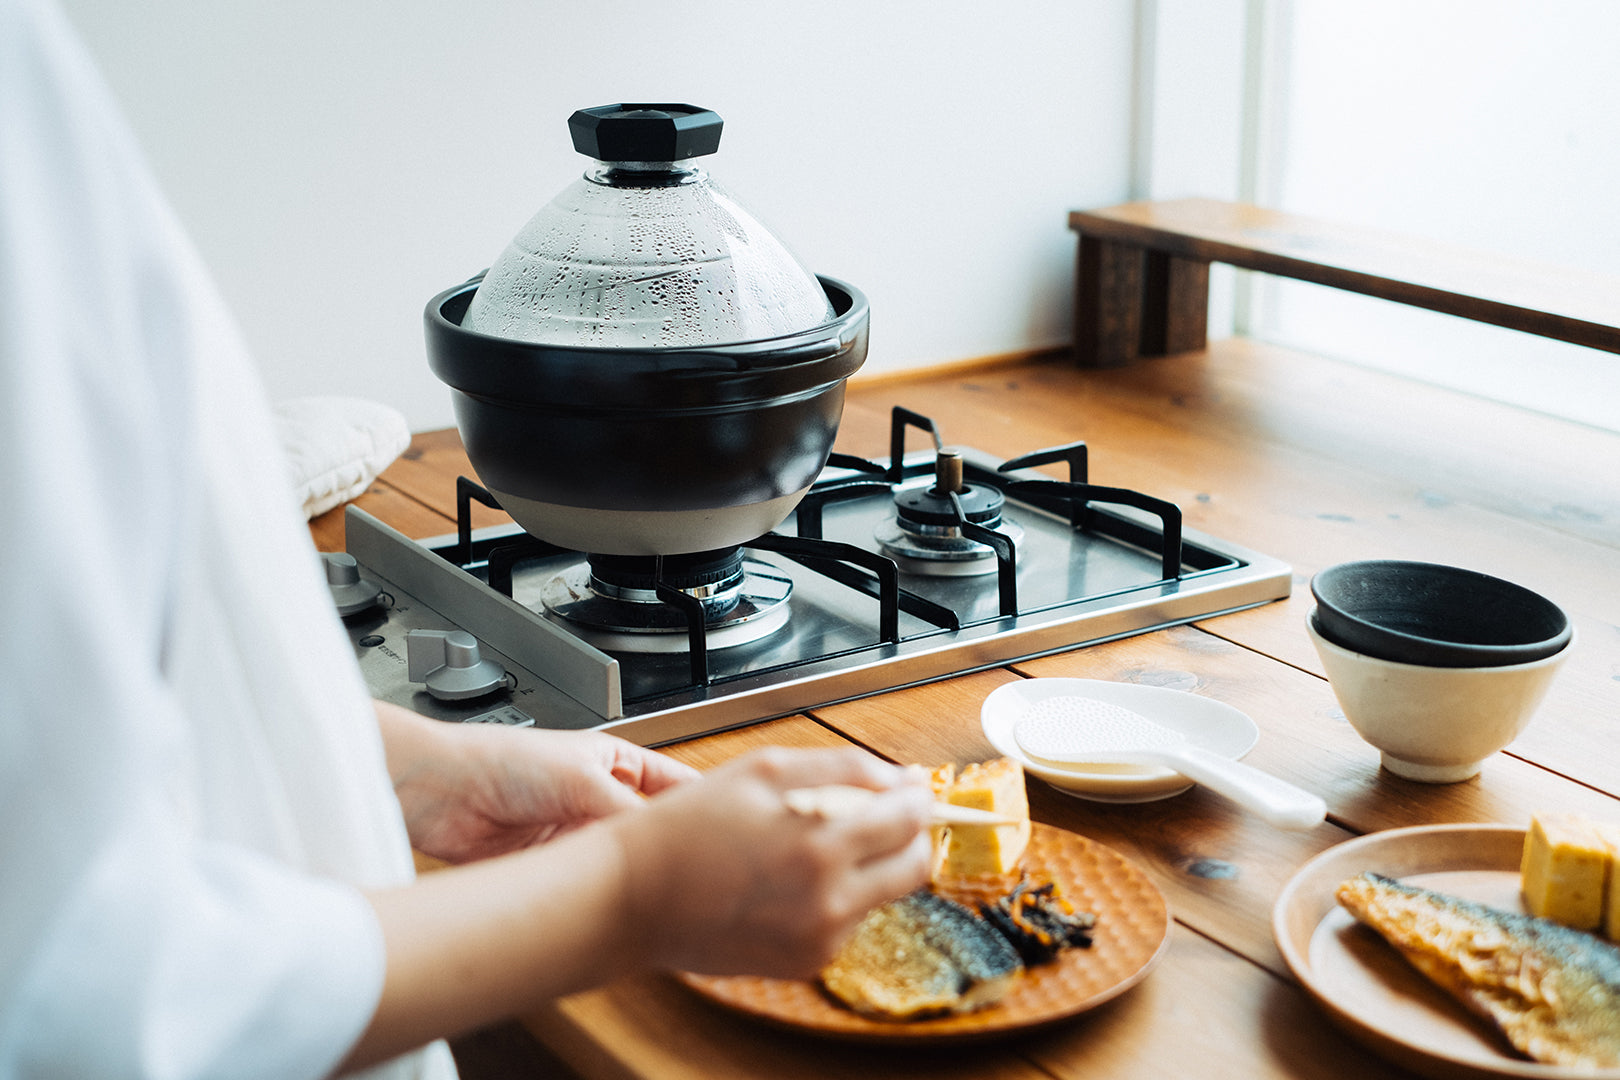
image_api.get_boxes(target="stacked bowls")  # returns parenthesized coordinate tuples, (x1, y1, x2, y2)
(1306, 560, 1572, 782)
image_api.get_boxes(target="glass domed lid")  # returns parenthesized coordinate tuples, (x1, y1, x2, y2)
(460, 103, 834, 349)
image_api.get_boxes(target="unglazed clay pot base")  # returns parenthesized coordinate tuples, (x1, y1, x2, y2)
(1378, 754, 1487, 784)
(491, 486, 811, 556)
(1307, 616, 1569, 784)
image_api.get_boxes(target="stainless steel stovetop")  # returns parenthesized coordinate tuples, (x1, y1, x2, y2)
(332, 413, 1291, 746)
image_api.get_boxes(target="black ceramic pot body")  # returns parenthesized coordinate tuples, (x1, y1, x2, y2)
(426, 275, 868, 556)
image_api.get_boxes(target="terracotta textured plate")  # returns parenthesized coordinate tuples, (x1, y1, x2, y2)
(678, 823, 1170, 1043)
(1273, 823, 1620, 1080)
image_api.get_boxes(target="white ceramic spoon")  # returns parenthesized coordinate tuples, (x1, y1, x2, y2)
(1014, 695, 1326, 830)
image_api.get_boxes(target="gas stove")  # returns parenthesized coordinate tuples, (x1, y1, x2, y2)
(330, 407, 1291, 746)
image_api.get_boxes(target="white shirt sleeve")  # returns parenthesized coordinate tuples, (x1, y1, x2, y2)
(5, 826, 387, 1080)
(0, 2, 447, 1077)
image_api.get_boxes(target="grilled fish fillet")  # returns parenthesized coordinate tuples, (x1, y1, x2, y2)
(820, 889, 1022, 1019)
(1337, 872, 1620, 1070)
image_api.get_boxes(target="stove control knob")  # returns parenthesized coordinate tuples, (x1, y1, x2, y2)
(323, 553, 383, 616)
(406, 629, 512, 701)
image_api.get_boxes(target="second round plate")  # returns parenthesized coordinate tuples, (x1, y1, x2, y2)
(1272, 823, 1620, 1080)
(981, 677, 1260, 803)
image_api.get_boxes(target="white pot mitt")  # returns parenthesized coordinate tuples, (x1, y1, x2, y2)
(273, 396, 411, 520)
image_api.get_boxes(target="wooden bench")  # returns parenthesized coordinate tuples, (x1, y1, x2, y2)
(1067, 197, 1620, 367)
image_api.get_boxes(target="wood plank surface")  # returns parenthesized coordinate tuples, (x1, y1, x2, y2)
(308, 482, 452, 553)
(1017, 923, 1381, 1080)
(529, 924, 1388, 1080)
(1069, 198, 1620, 354)
(375, 428, 513, 530)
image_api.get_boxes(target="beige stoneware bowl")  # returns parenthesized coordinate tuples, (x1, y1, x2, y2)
(1307, 614, 1569, 783)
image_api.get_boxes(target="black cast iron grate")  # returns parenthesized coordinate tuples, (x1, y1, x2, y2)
(433, 406, 1205, 704)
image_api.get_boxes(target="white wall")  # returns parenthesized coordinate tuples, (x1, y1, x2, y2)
(1134, 0, 1251, 339)
(60, 1, 1139, 432)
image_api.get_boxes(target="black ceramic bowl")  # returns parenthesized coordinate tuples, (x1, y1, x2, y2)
(1310, 560, 1571, 668)
(425, 274, 868, 556)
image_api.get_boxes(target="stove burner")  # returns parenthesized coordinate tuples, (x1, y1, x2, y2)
(538, 547, 793, 653)
(588, 549, 747, 613)
(875, 449, 1025, 576)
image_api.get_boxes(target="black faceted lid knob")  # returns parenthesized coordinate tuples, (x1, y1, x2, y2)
(567, 103, 724, 162)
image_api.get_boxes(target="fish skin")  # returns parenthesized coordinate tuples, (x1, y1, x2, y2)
(819, 899, 964, 1020)
(1337, 871, 1620, 1070)
(904, 890, 1022, 1010)
(820, 889, 1021, 1020)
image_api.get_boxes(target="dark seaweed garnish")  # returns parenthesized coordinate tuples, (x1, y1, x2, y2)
(979, 877, 1097, 965)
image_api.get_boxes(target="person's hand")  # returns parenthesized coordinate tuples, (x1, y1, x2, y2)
(349, 740, 929, 1066)
(376, 701, 698, 864)
(607, 745, 933, 979)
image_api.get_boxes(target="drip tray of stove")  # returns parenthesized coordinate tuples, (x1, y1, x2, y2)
(335, 495, 1290, 747)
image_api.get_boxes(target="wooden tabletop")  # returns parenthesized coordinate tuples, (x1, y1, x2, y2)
(312, 334, 1620, 1080)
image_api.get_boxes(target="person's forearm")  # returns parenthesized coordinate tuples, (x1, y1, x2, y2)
(339, 820, 639, 1072)
(371, 700, 481, 856)
(337, 740, 932, 1073)
(373, 700, 454, 787)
